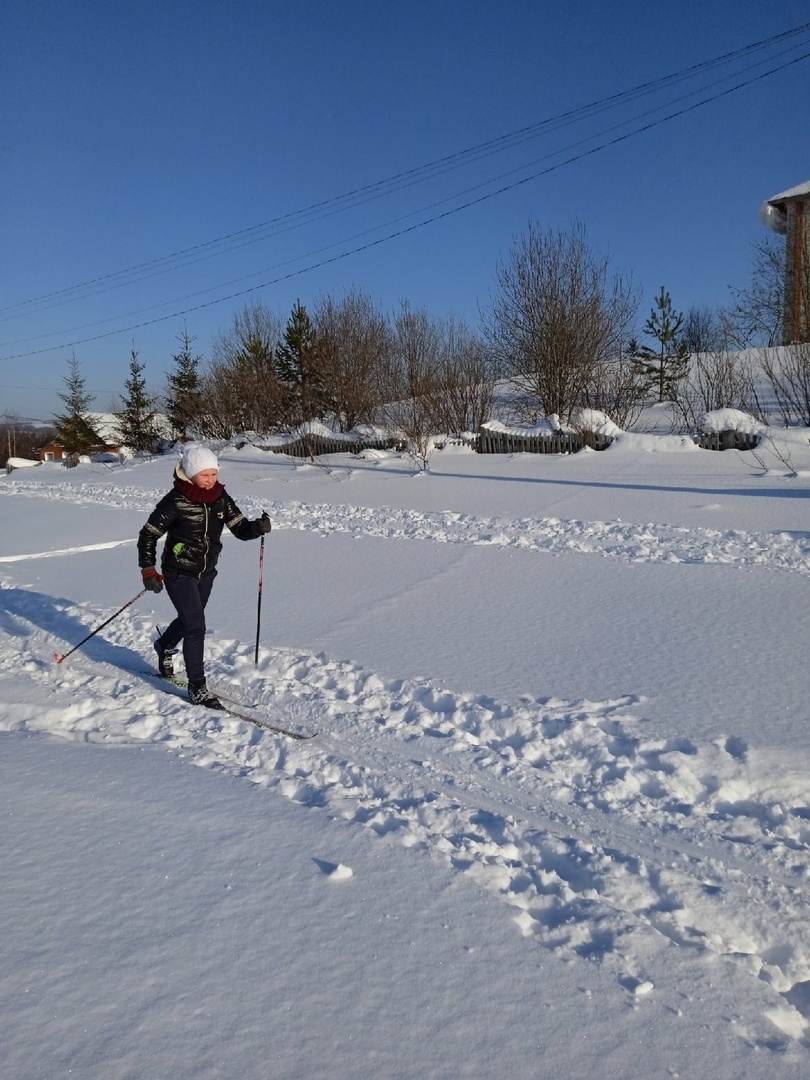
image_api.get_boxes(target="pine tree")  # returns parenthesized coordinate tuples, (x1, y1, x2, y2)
(234, 331, 277, 377)
(54, 354, 98, 455)
(165, 327, 203, 440)
(633, 286, 689, 402)
(274, 301, 329, 425)
(116, 346, 158, 453)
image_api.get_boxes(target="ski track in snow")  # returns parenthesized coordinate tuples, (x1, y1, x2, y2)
(3, 478, 810, 573)
(3, 479, 810, 1049)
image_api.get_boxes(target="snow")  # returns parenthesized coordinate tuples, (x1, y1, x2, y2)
(3, 432, 810, 1078)
(574, 408, 623, 437)
(700, 408, 767, 435)
(5, 456, 42, 470)
(767, 179, 810, 204)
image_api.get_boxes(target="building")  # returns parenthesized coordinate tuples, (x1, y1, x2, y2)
(38, 411, 172, 461)
(38, 413, 121, 462)
(763, 180, 810, 344)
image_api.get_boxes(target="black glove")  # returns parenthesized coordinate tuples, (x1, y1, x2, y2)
(258, 512, 272, 534)
(142, 567, 164, 593)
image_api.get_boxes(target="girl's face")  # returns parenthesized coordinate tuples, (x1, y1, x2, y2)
(192, 468, 219, 490)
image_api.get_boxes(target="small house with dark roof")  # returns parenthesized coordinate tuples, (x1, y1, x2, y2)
(763, 180, 810, 344)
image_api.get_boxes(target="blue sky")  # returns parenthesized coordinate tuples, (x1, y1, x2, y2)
(2, 1, 809, 421)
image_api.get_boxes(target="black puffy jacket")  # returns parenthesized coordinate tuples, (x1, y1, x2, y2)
(138, 472, 263, 578)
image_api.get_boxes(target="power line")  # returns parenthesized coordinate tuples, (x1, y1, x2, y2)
(1, 21, 808, 326)
(3, 46, 806, 364)
(5, 37, 807, 350)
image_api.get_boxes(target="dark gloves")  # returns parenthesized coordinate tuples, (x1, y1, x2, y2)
(258, 512, 272, 535)
(142, 567, 164, 593)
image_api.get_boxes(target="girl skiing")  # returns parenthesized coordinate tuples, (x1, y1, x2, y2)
(137, 444, 271, 709)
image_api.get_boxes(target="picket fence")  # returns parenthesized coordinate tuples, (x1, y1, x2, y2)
(253, 433, 406, 458)
(476, 428, 614, 454)
(692, 430, 761, 451)
(240, 427, 760, 459)
(477, 427, 761, 455)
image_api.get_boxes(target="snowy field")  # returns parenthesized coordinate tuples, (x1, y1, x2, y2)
(3, 428, 810, 1079)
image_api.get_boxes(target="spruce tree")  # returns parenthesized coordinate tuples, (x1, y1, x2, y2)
(274, 301, 329, 425)
(634, 286, 689, 402)
(116, 346, 158, 453)
(54, 354, 98, 455)
(165, 327, 203, 440)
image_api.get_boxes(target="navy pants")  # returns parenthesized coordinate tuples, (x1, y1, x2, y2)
(160, 568, 217, 686)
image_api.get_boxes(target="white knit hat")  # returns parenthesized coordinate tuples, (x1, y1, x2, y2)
(181, 444, 219, 478)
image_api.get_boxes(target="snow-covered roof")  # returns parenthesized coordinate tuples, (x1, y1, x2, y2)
(86, 412, 172, 442)
(767, 179, 810, 206)
(86, 413, 120, 442)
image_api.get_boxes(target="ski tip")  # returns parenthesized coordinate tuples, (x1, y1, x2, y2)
(54, 652, 64, 664)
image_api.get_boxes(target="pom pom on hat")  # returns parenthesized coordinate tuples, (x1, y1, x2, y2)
(181, 444, 219, 478)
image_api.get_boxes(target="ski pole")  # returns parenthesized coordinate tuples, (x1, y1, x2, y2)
(54, 588, 147, 664)
(254, 533, 265, 667)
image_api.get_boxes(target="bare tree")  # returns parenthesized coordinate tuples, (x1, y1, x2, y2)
(758, 343, 810, 426)
(0, 415, 56, 467)
(681, 306, 727, 354)
(313, 288, 391, 432)
(483, 221, 638, 424)
(202, 303, 284, 437)
(432, 317, 496, 435)
(196, 370, 255, 440)
(724, 235, 785, 348)
(378, 302, 443, 470)
(580, 353, 647, 431)
(674, 350, 760, 431)
(1, 412, 21, 464)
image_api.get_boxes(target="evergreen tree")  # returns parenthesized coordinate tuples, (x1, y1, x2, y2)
(234, 331, 276, 376)
(116, 346, 158, 453)
(274, 301, 329, 425)
(54, 354, 98, 455)
(633, 286, 689, 402)
(165, 327, 203, 439)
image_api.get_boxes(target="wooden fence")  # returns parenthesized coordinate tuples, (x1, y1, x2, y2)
(692, 430, 761, 451)
(252, 433, 406, 458)
(243, 427, 760, 458)
(476, 428, 614, 454)
(478, 427, 761, 455)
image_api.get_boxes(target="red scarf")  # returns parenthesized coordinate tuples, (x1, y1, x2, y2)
(174, 476, 225, 504)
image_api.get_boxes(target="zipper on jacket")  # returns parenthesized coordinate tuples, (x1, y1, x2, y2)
(201, 504, 210, 577)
